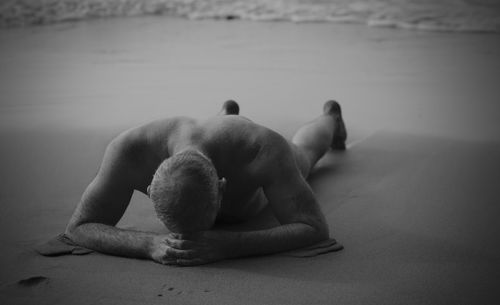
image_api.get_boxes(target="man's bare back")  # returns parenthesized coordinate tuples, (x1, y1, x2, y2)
(64, 101, 346, 265)
(92, 115, 301, 221)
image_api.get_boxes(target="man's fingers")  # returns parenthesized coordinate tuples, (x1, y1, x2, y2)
(165, 238, 196, 250)
(161, 247, 197, 260)
(168, 233, 181, 239)
(174, 258, 208, 266)
(169, 232, 200, 241)
(158, 258, 206, 267)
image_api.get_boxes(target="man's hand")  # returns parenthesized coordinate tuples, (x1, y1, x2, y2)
(149, 232, 228, 266)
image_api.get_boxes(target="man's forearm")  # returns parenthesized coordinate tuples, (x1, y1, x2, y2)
(65, 223, 156, 259)
(221, 222, 329, 258)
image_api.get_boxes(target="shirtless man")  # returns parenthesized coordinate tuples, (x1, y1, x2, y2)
(65, 100, 347, 266)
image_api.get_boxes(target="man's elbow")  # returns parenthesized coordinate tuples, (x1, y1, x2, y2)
(315, 222, 330, 241)
(302, 218, 329, 242)
(64, 219, 88, 242)
(64, 223, 79, 241)
(294, 214, 330, 241)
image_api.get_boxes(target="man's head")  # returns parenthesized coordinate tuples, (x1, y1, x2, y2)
(148, 150, 225, 233)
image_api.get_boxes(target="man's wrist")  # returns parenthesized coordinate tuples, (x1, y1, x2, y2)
(216, 231, 240, 259)
(146, 234, 160, 260)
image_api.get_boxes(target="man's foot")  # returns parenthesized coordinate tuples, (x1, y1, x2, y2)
(219, 100, 240, 115)
(323, 100, 347, 150)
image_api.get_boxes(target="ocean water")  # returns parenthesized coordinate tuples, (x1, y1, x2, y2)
(1, 0, 499, 33)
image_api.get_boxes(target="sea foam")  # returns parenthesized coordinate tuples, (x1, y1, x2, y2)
(1, 0, 499, 33)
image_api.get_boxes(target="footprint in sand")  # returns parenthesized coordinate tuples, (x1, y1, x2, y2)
(17, 276, 49, 287)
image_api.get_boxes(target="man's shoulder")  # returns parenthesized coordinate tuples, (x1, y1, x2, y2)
(111, 116, 193, 148)
(239, 123, 296, 178)
(212, 116, 284, 139)
(104, 117, 188, 166)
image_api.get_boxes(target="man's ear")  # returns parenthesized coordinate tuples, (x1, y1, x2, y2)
(147, 185, 152, 198)
(218, 177, 227, 193)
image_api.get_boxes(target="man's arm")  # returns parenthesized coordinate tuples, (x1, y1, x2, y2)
(164, 143, 330, 265)
(163, 172, 329, 265)
(222, 136, 330, 256)
(231, 181, 329, 257)
(65, 135, 158, 259)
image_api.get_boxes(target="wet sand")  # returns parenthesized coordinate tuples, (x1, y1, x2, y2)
(1, 17, 499, 304)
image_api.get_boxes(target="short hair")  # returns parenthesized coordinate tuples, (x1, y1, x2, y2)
(149, 150, 220, 233)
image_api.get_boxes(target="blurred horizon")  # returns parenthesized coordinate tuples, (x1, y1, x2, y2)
(1, 0, 500, 34)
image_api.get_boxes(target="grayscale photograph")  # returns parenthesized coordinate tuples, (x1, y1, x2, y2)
(0, 0, 499, 304)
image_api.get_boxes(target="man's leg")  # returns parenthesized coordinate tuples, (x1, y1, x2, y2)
(218, 100, 240, 115)
(291, 100, 347, 178)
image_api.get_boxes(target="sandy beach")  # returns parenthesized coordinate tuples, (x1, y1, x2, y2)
(1, 16, 500, 304)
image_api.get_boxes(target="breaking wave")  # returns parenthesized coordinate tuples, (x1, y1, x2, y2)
(1, 0, 499, 33)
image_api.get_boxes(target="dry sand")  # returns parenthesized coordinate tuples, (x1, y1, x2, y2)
(0, 17, 500, 304)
